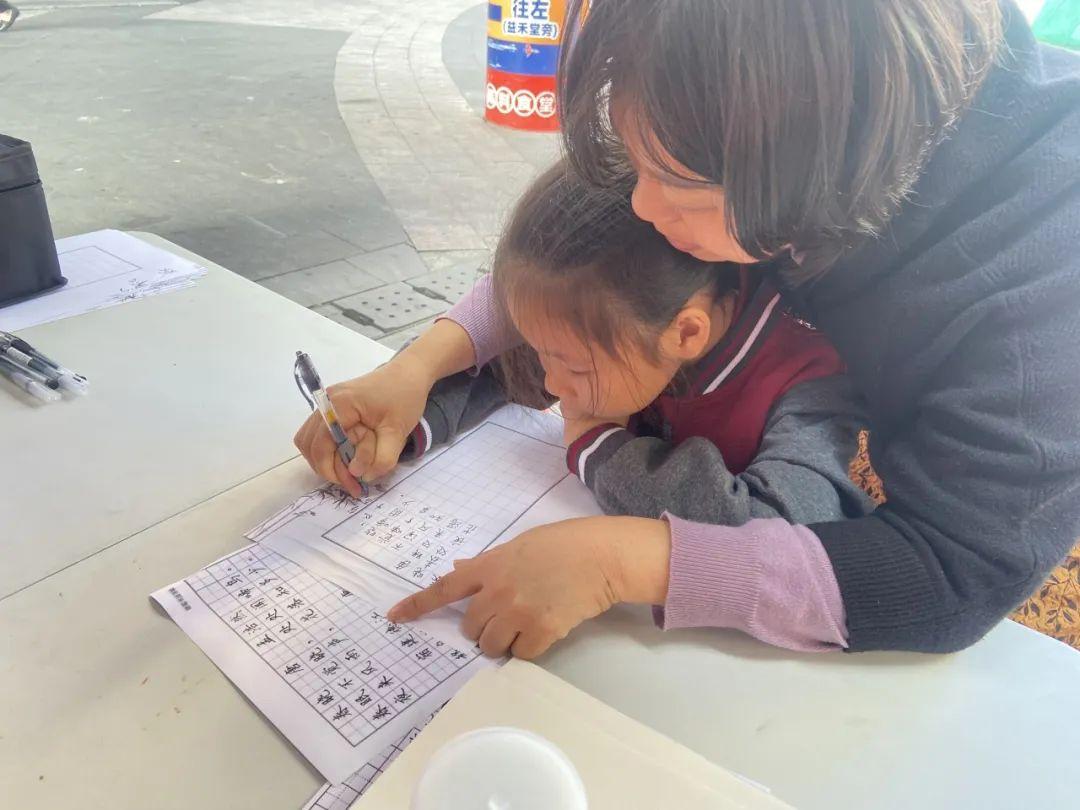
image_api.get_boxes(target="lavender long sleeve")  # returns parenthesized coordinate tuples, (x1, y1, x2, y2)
(440, 274, 520, 369)
(659, 516, 847, 651)
(442, 277, 849, 652)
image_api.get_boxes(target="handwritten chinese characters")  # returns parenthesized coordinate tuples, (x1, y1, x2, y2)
(184, 545, 479, 747)
(319, 423, 567, 589)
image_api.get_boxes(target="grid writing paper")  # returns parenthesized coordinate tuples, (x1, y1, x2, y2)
(153, 544, 493, 782)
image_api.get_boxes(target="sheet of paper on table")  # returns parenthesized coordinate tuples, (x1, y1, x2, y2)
(151, 545, 496, 784)
(152, 406, 598, 789)
(356, 660, 792, 809)
(300, 710, 439, 810)
(228, 406, 596, 804)
(0, 229, 207, 331)
(250, 406, 602, 616)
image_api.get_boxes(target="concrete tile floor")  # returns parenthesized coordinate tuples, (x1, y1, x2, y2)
(4, 0, 557, 347)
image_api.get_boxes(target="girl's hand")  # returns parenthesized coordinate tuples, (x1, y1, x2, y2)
(387, 516, 672, 659)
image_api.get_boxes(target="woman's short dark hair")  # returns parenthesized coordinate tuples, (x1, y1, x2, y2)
(559, 0, 1003, 273)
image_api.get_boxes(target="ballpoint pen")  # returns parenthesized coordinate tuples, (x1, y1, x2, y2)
(1, 331, 88, 394)
(293, 350, 369, 497)
(0, 355, 61, 402)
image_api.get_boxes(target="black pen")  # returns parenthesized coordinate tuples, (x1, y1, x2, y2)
(0, 355, 60, 402)
(1, 331, 88, 394)
(294, 351, 369, 497)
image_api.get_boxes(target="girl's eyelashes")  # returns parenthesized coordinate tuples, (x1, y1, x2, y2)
(537, 350, 592, 378)
(538, 350, 589, 376)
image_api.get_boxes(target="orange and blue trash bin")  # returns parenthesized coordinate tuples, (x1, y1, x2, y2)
(485, 1, 567, 131)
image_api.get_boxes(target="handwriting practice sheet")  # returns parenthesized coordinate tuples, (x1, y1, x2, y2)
(0, 230, 206, 331)
(152, 545, 494, 783)
(302, 712, 438, 810)
(152, 407, 598, 793)
(254, 407, 595, 613)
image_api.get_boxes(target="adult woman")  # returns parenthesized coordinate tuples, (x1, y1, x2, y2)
(296, 0, 1080, 657)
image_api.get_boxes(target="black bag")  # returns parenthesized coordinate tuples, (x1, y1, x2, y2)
(0, 135, 65, 306)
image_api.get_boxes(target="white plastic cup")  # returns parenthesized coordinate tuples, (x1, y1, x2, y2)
(411, 726, 588, 810)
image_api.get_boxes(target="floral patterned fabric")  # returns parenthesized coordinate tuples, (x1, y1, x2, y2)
(848, 431, 1080, 649)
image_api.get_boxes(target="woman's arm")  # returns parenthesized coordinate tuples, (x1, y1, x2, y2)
(655, 516, 848, 651)
(294, 282, 510, 490)
(398, 366, 509, 460)
(395, 317, 481, 384)
(385, 377, 868, 656)
(439, 273, 521, 370)
(386, 512, 850, 656)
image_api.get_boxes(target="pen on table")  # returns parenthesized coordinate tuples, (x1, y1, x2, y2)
(0, 331, 89, 394)
(1, 331, 89, 392)
(0, 355, 61, 402)
(293, 350, 369, 498)
(0, 342, 60, 389)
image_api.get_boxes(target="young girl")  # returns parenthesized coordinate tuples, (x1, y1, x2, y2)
(297, 0, 1080, 658)
(297, 163, 873, 657)
(397, 163, 873, 536)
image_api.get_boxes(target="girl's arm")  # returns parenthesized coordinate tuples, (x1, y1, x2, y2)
(564, 375, 871, 652)
(397, 365, 509, 461)
(569, 375, 875, 526)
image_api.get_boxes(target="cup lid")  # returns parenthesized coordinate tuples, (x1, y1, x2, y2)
(411, 726, 588, 810)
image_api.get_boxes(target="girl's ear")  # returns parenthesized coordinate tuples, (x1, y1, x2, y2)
(659, 305, 712, 363)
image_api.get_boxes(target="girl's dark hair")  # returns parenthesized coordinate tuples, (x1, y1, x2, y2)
(493, 161, 738, 408)
(559, 0, 1003, 274)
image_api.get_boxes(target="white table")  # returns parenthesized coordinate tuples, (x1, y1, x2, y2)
(0, 234, 391, 599)
(1, 237, 1077, 810)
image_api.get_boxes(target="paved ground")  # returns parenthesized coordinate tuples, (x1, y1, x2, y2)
(2, 0, 557, 347)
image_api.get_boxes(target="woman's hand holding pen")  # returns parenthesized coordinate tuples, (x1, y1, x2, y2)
(294, 320, 479, 496)
(293, 352, 433, 497)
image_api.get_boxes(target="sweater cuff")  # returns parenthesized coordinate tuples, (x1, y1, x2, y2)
(565, 424, 635, 489)
(656, 516, 849, 652)
(658, 513, 761, 632)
